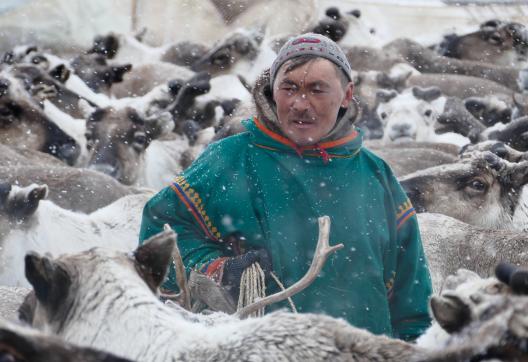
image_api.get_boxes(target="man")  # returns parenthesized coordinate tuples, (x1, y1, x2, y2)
(139, 33, 432, 340)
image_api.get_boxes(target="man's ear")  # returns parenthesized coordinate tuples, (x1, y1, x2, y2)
(340, 82, 354, 108)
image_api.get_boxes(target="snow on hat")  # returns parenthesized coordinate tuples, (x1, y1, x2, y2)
(270, 32, 352, 90)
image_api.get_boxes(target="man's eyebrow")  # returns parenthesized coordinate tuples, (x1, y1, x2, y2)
(279, 79, 297, 86)
(307, 80, 331, 88)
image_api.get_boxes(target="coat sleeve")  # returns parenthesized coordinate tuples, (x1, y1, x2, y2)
(384, 168, 433, 341)
(138, 185, 231, 292)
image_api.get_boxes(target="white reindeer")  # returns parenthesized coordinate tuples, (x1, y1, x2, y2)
(0, 183, 153, 286)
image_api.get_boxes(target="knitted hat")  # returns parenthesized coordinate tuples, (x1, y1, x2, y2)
(270, 33, 352, 90)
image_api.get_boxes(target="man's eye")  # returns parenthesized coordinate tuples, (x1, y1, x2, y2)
(281, 86, 296, 94)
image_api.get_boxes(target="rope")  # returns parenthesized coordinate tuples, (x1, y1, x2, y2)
(270, 271, 297, 313)
(236, 262, 297, 317)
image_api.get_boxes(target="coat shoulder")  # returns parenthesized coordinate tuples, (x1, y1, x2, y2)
(359, 147, 394, 176)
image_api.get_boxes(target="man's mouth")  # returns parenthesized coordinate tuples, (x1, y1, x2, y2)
(292, 119, 316, 128)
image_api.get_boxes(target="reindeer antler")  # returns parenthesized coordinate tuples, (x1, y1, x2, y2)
(236, 216, 344, 319)
(160, 224, 191, 310)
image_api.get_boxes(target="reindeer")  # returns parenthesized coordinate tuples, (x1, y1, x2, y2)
(1, 163, 140, 213)
(18, 216, 528, 361)
(375, 87, 469, 146)
(417, 262, 528, 360)
(401, 151, 528, 230)
(437, 20, 528, 68)
(0, 183, 153, 286)
(0, 71, 79, 165)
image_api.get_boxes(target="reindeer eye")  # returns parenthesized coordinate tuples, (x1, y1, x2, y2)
(134, 132, 147, 144)
(467, 179, 487, 193)
(424, 109, 432, 117)
(212, 51, 231, 66)
(380, 112, 387, 120)
(132, 132, 148, 151)
(489, 33, 503, 45)
(469, 294, 483, 304)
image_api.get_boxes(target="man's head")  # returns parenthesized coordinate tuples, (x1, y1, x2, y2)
(270, 33, 354, 146)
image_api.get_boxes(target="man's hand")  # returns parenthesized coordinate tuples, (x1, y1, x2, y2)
(222, 249, 272, 300)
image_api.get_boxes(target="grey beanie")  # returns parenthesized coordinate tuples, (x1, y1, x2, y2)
(270, 33, 352, 89)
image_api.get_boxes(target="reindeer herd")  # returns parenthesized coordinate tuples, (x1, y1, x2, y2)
(1, 3, 528, 361)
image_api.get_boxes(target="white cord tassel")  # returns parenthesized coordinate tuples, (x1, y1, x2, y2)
(237, 263, 297, 317)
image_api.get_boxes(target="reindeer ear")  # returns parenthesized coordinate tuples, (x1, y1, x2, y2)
(49, 64, 70, 83)
(134, 230, 176, 291)
(376, 89, 398, 103)
(7, 184, 48, 220)
(412, 86, 442, 102)
(480, 19, 501, 32)
(325, 7, 341, 20)
(25, 253, 71, 314)
(430, 295, 471, 333)
(111, 64, 132, 83)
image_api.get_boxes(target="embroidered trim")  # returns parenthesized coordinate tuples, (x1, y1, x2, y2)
(199, 257, 228, 283)
(396, 199, 416, 230)
(253, 143, 361, 159)
(170, 176, 221, 241)
(386, 271, 396, 300)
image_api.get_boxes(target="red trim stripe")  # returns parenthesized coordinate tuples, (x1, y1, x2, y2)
(253, 117, 358, 154)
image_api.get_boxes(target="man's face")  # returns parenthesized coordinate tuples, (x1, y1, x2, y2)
(272, 58, 353, 146)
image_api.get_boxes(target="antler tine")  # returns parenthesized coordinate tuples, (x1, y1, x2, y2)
(236, 216, 344, 318)
(161, 224, 191, 310)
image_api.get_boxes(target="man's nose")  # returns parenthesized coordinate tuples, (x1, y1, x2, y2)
(291, 92, 310, 111)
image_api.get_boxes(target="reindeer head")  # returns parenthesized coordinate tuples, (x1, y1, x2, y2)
(88, 33, 120, 59)
(191, 29, 263, 75)
(431, 264, 528, 360)
(0, 72, 80, 165)
(400, 152, 528, 229)
(376, 86, 444, 143)
(439, 20, 528, 67)
(70, 54, 131, 93)
(85, 107, 173, 185)
(23, 230, 175, 332)
(464, 95, 512, 127)
(430, 269, 511, 333)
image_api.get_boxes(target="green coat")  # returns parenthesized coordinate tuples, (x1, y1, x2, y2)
(139, 118, 432, 340)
